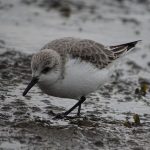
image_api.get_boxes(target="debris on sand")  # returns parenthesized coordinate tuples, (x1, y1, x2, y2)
(135, 80, 149, 96)
(123, 114, 141, 128)
(133, 114, 141, 125)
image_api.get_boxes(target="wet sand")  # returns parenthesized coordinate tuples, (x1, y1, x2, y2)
(0, 0, 150, 149)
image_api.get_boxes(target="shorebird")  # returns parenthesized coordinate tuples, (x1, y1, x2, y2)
(23, 37, 140, 119)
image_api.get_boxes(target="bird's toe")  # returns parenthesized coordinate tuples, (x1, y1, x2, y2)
(53, 113, 66, 120)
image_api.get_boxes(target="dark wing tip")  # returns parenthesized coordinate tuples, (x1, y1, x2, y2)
(126, 40, 142, 48)
(123, 40, 142, 51)
(109, 40, 141, 56)
(110, 40, 142, 49)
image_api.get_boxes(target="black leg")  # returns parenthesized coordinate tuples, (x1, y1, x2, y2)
(54, 96, 86, 119)
(77, 103, 81, 116)
(64, 96, 86, 116)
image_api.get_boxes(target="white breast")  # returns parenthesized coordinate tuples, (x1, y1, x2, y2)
(46, 58, 111, 99)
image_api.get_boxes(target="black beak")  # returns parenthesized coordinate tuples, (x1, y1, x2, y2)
(23, 77, 39, 96)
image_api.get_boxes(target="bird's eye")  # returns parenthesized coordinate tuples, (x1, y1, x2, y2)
(42, 67, 50, 74)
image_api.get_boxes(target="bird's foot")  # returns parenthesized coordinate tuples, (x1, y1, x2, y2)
(53, 113, 66, 120)
(77, 111, 81, 117)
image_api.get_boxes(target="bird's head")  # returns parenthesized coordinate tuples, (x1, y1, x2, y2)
(23, 49, 61, 96)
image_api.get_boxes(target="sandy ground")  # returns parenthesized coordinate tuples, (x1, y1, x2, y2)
(0, 0, 150, 149)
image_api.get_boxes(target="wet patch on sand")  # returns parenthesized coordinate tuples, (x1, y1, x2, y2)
(0, 49, 150, 149)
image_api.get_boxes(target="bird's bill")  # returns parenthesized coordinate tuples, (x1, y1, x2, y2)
(23, 77, 39, 96)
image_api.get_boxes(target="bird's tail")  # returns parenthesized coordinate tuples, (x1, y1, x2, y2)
(108, 40, 141, 57)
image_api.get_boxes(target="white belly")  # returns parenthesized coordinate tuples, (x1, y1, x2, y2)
(39, 58, 111, 99)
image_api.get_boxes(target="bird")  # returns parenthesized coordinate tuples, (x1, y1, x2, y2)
(22, 37, 140, 119)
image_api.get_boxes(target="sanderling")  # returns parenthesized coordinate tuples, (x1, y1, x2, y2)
(23, 37, 140, 119)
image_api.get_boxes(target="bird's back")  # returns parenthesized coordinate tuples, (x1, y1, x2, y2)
(41, 37, 140, 71)
(41, 37, 114, 69)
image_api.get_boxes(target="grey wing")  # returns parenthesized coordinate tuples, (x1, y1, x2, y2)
(68, 39, 115, 69)
(41, 37, 116, 69)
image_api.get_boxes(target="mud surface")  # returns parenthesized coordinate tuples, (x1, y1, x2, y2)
(0, 0, 150, 150)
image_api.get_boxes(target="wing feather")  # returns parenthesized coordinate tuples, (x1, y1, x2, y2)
(41, 38, 140, 69)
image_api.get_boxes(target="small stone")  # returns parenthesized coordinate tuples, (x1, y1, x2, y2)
(135, 88, 140, 94)
(94, 140, 104, 147)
